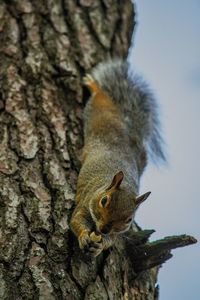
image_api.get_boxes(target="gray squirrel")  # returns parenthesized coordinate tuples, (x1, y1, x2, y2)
(70, 59, 165, 257)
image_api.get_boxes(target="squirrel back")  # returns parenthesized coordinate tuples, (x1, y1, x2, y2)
(84, 59, 165, 164)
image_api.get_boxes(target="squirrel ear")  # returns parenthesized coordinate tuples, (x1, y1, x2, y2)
(107, 171, 124, 190)
(135, 191, 151, 208)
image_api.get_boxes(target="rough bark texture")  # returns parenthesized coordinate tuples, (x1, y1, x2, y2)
(0, 1, 196, 300)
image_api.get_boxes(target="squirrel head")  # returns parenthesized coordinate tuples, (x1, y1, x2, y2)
(89, 171, 151, 235)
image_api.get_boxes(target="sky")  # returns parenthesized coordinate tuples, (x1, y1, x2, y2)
(129, 1, 200, 299)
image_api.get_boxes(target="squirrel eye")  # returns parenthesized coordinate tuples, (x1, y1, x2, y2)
(126, 217, 132, 223)
(100, 196, 108, 208)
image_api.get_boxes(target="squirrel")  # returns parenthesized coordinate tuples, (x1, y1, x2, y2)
(70, 59, 165, 257)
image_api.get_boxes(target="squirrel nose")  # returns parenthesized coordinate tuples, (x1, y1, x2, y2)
(100, 224, 110, 234)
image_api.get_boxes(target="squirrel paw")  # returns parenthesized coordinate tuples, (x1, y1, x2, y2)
(88, 232, 103, 257)
(83, 74, 93, 85)
(83, 74, 99, 94)
(78, 230, 90, 250)
(78, 231, 103, 256)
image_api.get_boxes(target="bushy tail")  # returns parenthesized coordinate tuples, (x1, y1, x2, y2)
(90, 59, 166, 164)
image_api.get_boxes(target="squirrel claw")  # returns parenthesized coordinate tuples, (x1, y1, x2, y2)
(90, 247, 104, 257)
(89, 232, 102, 243)
(78, 230, 90, 250)
(83, 74, 93, 85)
(83, 75, 99, 94)
(88, 232, 104, 256)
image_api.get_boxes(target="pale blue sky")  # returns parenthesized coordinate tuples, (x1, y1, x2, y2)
(129, 1, 200, 299)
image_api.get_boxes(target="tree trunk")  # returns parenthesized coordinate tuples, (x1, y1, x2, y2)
(0, 1, 196, 299)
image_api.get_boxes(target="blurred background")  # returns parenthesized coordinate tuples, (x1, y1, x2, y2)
(129, 1, 200, 299)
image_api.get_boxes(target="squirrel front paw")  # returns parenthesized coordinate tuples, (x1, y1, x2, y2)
(78, 230, 103, 257)
(88, 232, 104, 257)
(78, 230, 90, 249)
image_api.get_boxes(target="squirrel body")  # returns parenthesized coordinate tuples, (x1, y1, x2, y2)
(70, 59, 165, 256)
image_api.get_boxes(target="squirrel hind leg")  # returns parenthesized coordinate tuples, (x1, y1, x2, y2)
(83, 74, 99, 95)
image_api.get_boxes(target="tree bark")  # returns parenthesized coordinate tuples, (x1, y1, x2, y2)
(0, 1, 196, 299)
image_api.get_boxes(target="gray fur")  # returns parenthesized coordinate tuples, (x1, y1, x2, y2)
(90, 59, 166, 163)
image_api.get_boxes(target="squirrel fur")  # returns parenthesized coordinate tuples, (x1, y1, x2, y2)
(70, 59, 165, 257)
